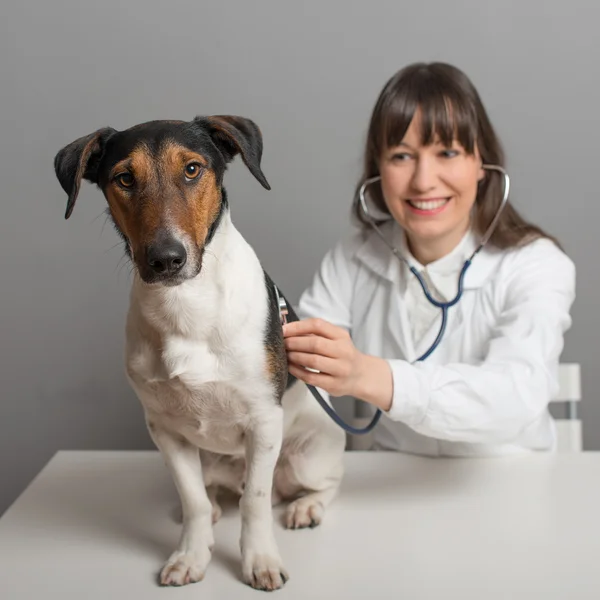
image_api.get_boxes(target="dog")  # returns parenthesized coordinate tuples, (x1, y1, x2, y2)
(53, 115, 346, 591)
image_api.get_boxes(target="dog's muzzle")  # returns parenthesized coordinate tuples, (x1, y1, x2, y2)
(142, 237, 188, 283)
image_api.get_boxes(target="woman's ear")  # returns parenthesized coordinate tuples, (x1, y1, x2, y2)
(474, 147, 485, 182)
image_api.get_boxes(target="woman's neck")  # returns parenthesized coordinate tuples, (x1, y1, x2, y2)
(407, 225, 470, 266)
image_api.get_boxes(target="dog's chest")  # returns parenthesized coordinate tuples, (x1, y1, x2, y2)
(125, 263, 271, 454)
(151, 376, 250, 454)
(127, 326, 263, 454)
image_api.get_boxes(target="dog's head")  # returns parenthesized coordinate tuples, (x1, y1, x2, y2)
(54, 116, 270, 286)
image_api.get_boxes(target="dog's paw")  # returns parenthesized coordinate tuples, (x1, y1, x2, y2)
(285, 498, 324, 529)
(242, 551, 289, 592)
(159, 547, 212, 586)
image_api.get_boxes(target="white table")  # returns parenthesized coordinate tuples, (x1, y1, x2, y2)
(1, 450, 599, 599)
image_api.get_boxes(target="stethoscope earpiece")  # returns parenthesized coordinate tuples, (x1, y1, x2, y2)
(359, 164, 510, 260)
(319, 165, 512, 436)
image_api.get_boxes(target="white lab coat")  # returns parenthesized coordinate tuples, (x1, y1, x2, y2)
(297, 220, 576, 457)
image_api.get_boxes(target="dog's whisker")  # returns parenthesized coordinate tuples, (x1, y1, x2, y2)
(92, 210, 112, 239)
(91, 209, 107, 225)
(118, 261, 135, 285)
(100, 215, 112, 238)
(115, 252, 131, 279)
(105, 241, 124, 255)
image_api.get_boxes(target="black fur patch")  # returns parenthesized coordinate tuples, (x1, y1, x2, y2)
(54, 115, 269, 223)
(54, 116, 269, 286)
(262, 270, 299, 403)
(206, 186, 228, 247)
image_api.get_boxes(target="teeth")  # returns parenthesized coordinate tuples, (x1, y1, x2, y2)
(409, 199, 448, 210)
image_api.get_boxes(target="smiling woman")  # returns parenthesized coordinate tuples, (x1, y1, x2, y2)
(353, 62, 559, 261)
(377, 110, 485, 265)
(284, 62, 577, 458)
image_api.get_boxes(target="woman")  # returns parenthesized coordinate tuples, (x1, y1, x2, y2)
(283, 62, 576, 456)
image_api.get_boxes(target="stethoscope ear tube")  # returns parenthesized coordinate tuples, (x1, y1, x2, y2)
(317, 164, 510, 435)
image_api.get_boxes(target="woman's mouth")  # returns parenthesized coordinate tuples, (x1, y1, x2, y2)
(406, 197, 450, 215)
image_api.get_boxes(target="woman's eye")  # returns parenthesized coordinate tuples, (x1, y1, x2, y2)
(440, 149, 459, 158)
(116, 173, 134, 188)
(184, 163, 203, 179)
(391, 153, 412, 161)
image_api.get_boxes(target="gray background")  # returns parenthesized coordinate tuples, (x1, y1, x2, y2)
(1, 0, 597, 515)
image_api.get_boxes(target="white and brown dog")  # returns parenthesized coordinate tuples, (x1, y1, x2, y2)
(54, 115, 346, 591)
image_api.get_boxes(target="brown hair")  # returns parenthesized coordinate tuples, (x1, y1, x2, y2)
(352, 62, 559, 250)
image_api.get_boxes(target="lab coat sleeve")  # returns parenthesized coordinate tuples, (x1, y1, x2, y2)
(296, 232, 363, 331)
(385, 239, 576, 444)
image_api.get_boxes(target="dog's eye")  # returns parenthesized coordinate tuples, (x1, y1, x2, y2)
(116, 173, 134, 188)
(184, 163, 203, 180)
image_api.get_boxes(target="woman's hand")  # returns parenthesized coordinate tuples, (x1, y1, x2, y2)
(282, 318, 393, 411)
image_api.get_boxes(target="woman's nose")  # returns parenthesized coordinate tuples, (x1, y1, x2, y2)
(411, 157, 437, 193)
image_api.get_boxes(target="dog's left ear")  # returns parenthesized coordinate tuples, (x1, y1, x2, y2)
(54, 127, 116, 219)
(197, 115, 271, 190)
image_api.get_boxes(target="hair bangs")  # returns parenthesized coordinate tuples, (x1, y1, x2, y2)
(355, 62, 559, 250)
(379, 70, 478, 154)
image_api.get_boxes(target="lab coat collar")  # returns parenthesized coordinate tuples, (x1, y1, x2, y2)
(354, 219, 500, 291)
(355, 220, 500, 362)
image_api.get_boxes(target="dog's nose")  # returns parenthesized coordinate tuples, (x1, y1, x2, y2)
(146, 240, 187, 275)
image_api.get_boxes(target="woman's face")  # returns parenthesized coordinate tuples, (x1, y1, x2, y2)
(378, 110, 484, 264)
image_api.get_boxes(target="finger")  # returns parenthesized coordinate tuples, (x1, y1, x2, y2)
(284, 335, 339, 359)
(287, 352, 342, 376)
(288, 364, 336, 391)
(283, 318, 346, 340)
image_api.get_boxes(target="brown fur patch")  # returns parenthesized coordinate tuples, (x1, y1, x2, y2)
(159, 142, 218, 246)
(264, 340, 287, 402)
(106, 144, 163, 255)
(265, 345, 280, 381)
(160, 141, 208, 171)
(104, 141, 221, 258)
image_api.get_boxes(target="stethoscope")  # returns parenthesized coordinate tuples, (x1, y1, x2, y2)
(299, 163, 511, 435)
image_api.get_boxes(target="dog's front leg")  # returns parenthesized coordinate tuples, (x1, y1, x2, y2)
(240, 406, 288, 591)
(148, 423, 213, 586)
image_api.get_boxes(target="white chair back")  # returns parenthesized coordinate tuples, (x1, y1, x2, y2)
(554, 363, 582, 452)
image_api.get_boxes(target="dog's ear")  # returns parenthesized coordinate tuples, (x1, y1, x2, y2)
(54, 127, 116, 219)
(197, 115, 271, 190)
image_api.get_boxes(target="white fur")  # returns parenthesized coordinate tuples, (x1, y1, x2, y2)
(124, 209, 345, 590)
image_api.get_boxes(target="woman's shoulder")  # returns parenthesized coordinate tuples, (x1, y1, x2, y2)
(500, 235, 575, 272)
(492, 235, 576, 296)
